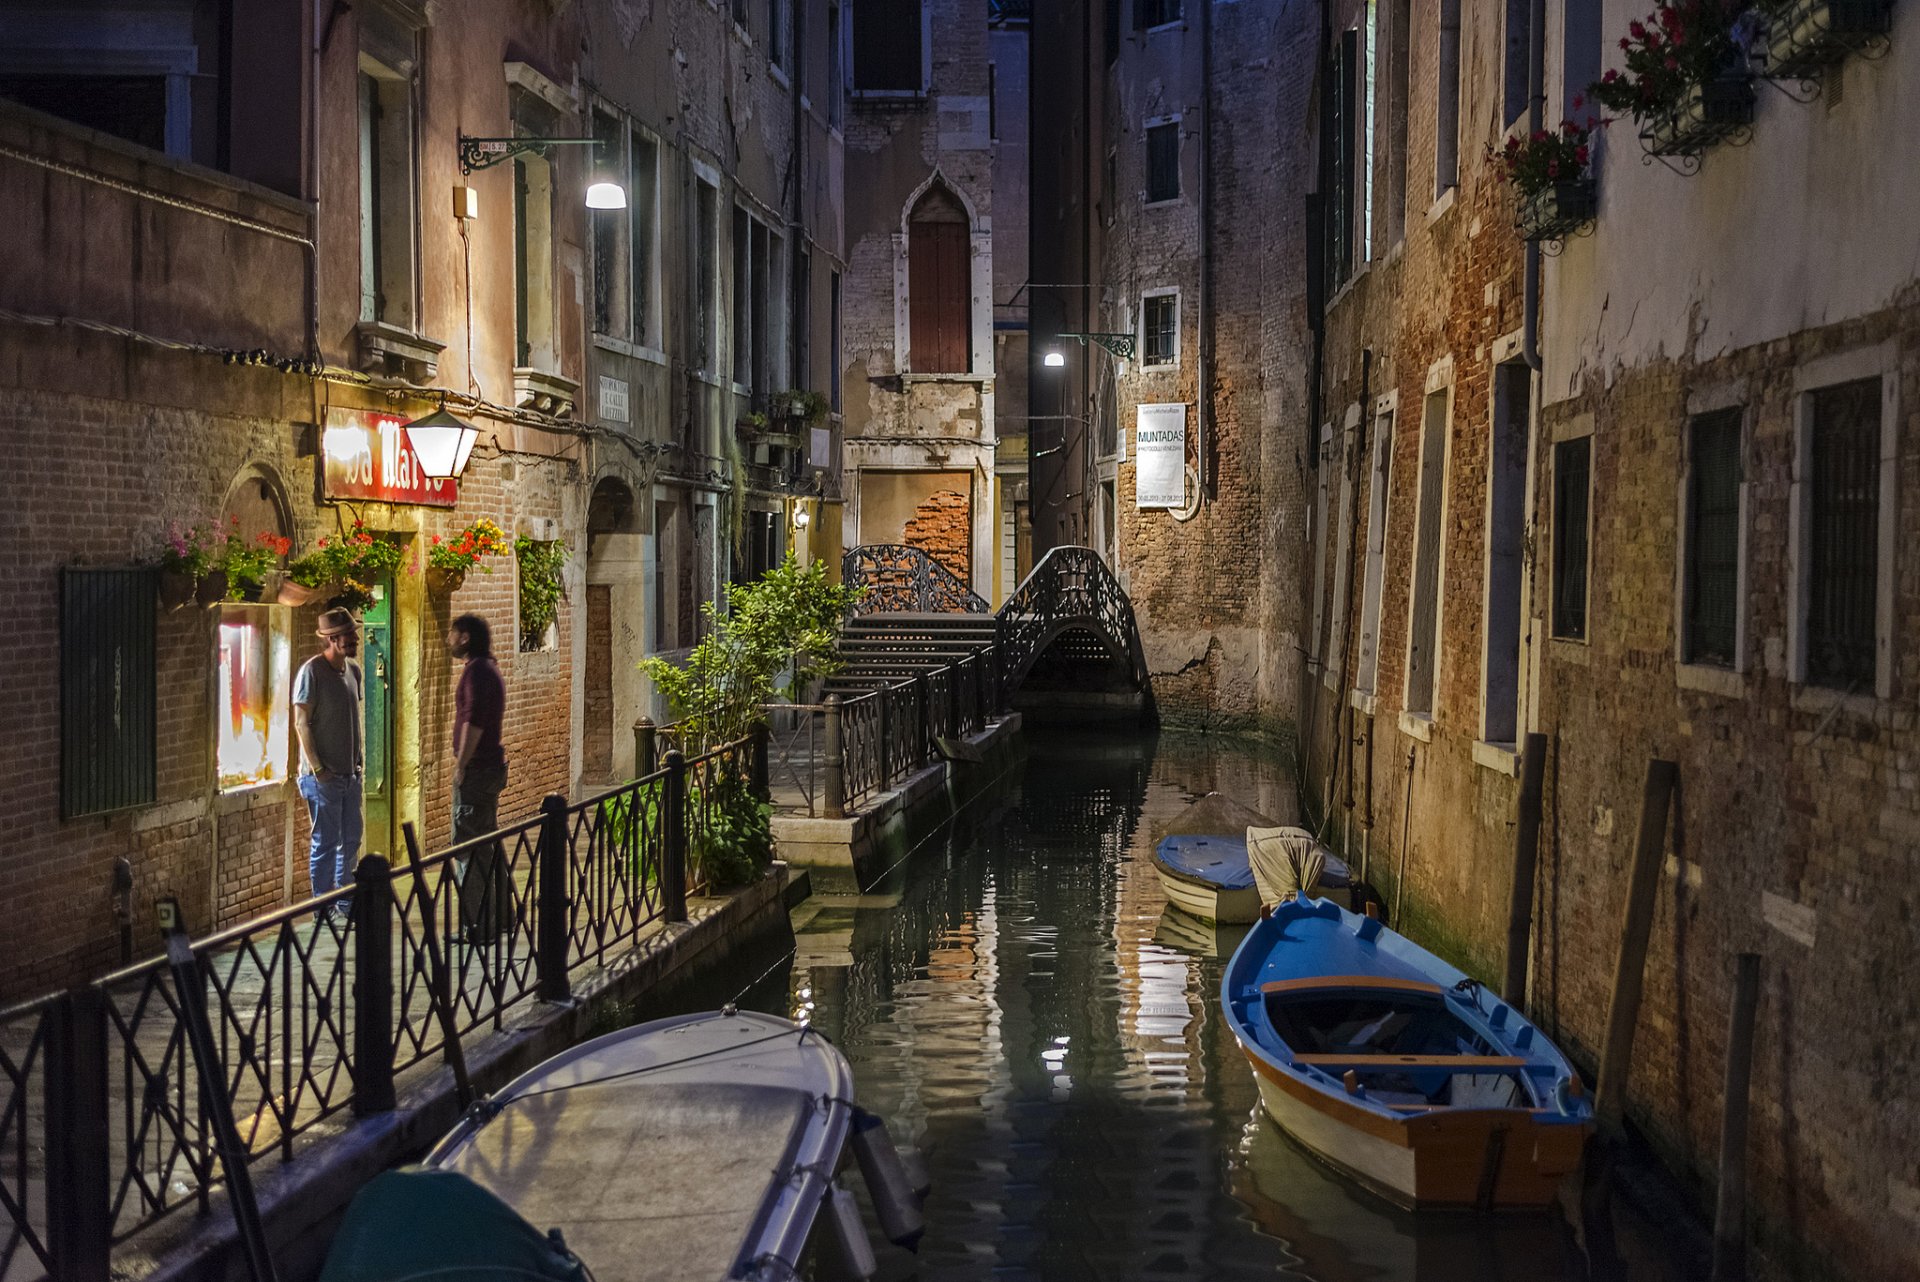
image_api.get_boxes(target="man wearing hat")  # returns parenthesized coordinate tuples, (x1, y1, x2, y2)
(294, 607, 365, 916)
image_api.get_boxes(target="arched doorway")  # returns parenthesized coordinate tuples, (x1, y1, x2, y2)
(584, 477, 642, 784)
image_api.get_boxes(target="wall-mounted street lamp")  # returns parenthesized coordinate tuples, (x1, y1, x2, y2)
(1042, 331, 1137, 367)
(402, 409, 482, 480)
(458, 135, 627, 209)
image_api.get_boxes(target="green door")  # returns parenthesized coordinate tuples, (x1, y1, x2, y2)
(362, 585, 394, 856)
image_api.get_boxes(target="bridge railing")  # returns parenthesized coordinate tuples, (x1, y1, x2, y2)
(0, 737, 755, 1282)
(996, 545, 1151, 694)
(842, 544, 990, 615)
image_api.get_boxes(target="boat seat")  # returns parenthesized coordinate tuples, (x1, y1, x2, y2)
(1261, 975, 1444, 998)
(1290, 1054, 1527, 1071)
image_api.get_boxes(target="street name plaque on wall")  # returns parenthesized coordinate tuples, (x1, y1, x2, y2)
(322, 415, 460, 508)
(1135, 403, 1186, 509)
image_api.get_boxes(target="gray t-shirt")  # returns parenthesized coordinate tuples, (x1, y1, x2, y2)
(294, 655, 364, 776)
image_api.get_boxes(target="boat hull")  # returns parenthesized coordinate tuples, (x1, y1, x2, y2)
(1238, 1041, 1587, 1209)
(1152, 859, 1261, 925)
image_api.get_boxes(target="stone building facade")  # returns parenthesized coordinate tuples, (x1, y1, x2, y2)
(838, 0, 1007, 600)
(0, 0, 844, 998)
(1034, 0, 1314, 737)
(1293, 2, 1920, 1278)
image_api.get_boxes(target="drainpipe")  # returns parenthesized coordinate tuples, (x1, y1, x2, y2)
(1521, 0, 1547, 373)
(1196, 0, 1215, 499)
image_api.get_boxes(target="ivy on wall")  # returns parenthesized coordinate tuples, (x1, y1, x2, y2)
(514, 535, 569, 652)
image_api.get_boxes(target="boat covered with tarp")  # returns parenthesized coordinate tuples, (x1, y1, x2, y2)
(322, 1009, 925, 1281)
(1149, 795, 1354, 925)
(1222, 897, 1592, 1210)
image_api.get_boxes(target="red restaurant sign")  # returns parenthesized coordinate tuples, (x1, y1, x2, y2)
(322, 416, 459, 508)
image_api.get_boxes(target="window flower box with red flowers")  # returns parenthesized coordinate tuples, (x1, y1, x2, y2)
(1588, 1, 1755, 167)
(1494, 121, 1599, 244)
(1760, 0, 1895, 83)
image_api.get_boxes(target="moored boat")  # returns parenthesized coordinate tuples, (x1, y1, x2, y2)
(1222, 898, 1592, 1210)
(323, 1009, 924, 1282)
(1152, 833, 1264, 925)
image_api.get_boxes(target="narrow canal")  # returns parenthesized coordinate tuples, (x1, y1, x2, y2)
(775, 728, 1695, 1282)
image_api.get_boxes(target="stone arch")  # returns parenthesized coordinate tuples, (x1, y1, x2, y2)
(220, 462, 294, 547)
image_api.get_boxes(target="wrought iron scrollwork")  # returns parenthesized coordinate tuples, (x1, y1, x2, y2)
(843, 544, 990, 615)
(996, 546, 1152, 695)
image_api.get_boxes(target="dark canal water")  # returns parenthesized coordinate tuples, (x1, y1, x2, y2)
(778, 729, 1695, 1282)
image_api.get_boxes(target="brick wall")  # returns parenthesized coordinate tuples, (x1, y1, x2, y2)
(902, 488, 970, 583)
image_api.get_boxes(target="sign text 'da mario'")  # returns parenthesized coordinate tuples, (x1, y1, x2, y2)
(322, 417, 460, 508)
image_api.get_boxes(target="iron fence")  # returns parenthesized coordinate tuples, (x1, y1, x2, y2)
(0, 739, 758, 1282)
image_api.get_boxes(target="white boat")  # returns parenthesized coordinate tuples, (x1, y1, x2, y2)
(322, 1009, 924, 1282)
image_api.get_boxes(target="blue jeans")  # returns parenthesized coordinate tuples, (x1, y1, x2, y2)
(299, 771, 364, 910)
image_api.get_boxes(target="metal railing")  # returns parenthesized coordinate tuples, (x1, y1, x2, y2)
(842, 544, 991, 615)
(0, 737, 755, 1282)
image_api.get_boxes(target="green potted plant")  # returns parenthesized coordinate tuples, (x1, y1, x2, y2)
(1492, 120, 1599, 243)
(158, 520, 223, 610)
(514, 534, 569, 650)
(285, 519, 408, 613)
(1758, 0, 1894, 82)
(427, 517, 510, 596)
(219, 526, 292, 603)
(1587, 1, 1755, 161)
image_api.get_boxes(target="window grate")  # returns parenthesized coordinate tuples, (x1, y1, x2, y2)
(1684, 408, 1742, 666)
(1142, 294, 1176, 366)
(1806, 377, 1880, 690)
(1552, 437, 1590, 640)
(61, 568, 157, 818)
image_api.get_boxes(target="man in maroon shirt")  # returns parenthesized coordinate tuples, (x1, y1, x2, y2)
(448, 613, 508, 942)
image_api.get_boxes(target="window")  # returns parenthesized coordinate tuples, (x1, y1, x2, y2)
(1136, 0, 1182, 29)
(218, 609, 291, 791)
(1363, 1, 1377, 261)
(1327, 415, 1359, 683)
(1563, 0, 1603, 119)
(768, 0, 787, 69)
(1503, 0, 1532, 126)
(734, 511, 780, 584)
(1385, 0, 1410, 244)
(1803, 378, 1882, 690)
(732, 0, 749, 31)
(1141, 291, 1178, 367)
(1309, 424, 1334, 661)
(908, 186, 971, 373)
(731, 209, 785, 395)
(60, 568, 156, 818)
(358, 63, 417, 328)
(1482, 362, 1530, 745)
(1106, 0, 1122, 62)
(827, 3, 844, 126)
(1551, 436, 1591, 640)
(1405, 389, 1449, 716)
(693, 179, 720, 374)
(795, 245, 811, 401)
(988, 62, 998, 140)
(513, 152, 555, 369)
(733, 207, 752, 386)
(1355, 406, 1395, 695)
(652, 499, 677, 651)
(1683, 408, 1743, 667)
(1435, 0, 1461, 195)
(851, 0, 923, 94)
(592, 116, 658, 346)
(1146, 119, 1180, 202)
(1328, 30, 1357, 283)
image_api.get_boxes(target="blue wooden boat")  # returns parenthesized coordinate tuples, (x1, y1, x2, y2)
(1222, 898, 1592, 1210)
(1152, 833, 1263, 924)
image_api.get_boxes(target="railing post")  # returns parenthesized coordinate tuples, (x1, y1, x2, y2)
(634, 716, 657, 777)
(662, 751, 689, 923)
(974, 651, 987, 729)
(751, 722, 770, 802)
(351, 854, 396, 1115)
(946, 662, 960, 737)
(993, 614, 1008, 711)
(823, 696, 846, 819)
(45, 987, 111, 1282)
(536, 794, 571, 1002)
(877, 685, 892, 790)
(913, 671, 930, 766)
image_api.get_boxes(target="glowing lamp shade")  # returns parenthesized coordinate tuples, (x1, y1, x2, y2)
(585, 180, 627, 210)
(1043, 350, 1066, 368)
(402, 410, 481, 480)
(793, 505, 812, 529)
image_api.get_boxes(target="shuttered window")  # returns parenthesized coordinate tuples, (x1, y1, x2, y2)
(1136, 0, 1182, 28)
(1404, 391, 1448, 715)
(61, 568, 156, 818)
(851, 0, 922, 93)
(1552, 437, 1591, 640)
(1806, 377, 1881, 690)
(1684, 408, 1742, 666)
(1146, 121, 1180, 202)
(909, 189, 970, 373)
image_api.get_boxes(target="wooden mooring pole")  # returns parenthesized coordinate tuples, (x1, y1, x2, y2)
(1593, 757, 1678, 1137)
(1709, 953, 1763, 1282)
(1501, 732, 1549, 1008)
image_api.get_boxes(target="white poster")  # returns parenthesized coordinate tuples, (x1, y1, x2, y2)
(1135, 403, 1187, 509)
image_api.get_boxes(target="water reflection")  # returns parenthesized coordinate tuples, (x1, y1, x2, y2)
(786, 729, 1686, 1281)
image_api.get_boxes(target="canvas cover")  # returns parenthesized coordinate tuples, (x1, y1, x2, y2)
(320, 1168, 589, 1282)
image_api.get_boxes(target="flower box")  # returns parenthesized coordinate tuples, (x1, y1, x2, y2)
(1765, 0, 1895, 81)
(194, 569, 230, 607)
(158, 569, 196, 612)
(1516, 178, 1597, 243)
(277, 577, 334, 607)
(1640, 75, 1756, 158)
